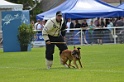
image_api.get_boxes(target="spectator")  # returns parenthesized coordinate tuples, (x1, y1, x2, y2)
(96, 26, 104, 45)
(34, 19, 41, 30)
(88, 20, 95, 44)
(115, 17, 124, 43)
(73, 20, 82, 44)
(66, 18, 74, 33)
(36, 21, 43, 31)
(94, 18, 100, 27)
(100, 18, 105, 27)
(75, 20, 81, 28)
(81, 19, 88, 44)
(107, 19, 113, 31)
(66, 18, 74, 44)
(116, 17, 124, 27)
(107, 19, 114, 42)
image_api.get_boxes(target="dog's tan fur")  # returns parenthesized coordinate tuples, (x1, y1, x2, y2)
(60, 47, 83, 69)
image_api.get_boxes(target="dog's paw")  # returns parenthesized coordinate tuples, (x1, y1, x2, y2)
(64, 64, 69, 68)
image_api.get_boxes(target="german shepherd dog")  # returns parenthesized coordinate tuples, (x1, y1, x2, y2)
(60, 46, 83, 69)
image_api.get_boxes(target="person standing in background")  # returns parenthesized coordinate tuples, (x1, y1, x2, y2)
(74, 20, 82, 44)
(34, 19, 41, 30)
(81, 19, 88, 44)
(100, 18, 105, 27)
(66, 18, 74, 33)
(94, 18, 100, 27)
(66, 18, 74, 44)
(36, 21, 43, 31)
(75, 20, 81, 28)
(107, 19, 114, 42)
(88, 20, 96, 44)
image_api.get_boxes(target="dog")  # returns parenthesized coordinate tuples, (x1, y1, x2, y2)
(60, 46, 83, 69)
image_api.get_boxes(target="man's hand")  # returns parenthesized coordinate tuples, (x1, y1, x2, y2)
(46, 41, 51, 44)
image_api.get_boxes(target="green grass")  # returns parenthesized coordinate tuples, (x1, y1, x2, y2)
(0, 44, 124, 82)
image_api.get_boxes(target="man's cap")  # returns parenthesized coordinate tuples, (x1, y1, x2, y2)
(56, 11, 62, 16)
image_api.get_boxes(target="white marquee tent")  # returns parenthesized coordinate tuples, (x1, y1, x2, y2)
(0, 0, 23, 10)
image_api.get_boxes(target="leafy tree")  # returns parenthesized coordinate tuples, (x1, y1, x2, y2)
(30, 3, 43, 21)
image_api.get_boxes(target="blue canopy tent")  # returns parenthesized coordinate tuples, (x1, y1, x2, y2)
(63, 0, 124, 19)
(36, 0, 76, 20)
(117, 2, 124, 10)
(36, 0, 124, 20)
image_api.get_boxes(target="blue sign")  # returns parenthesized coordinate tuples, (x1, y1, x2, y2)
(2, 10, 30, 52)
(32, 32, 45, 46)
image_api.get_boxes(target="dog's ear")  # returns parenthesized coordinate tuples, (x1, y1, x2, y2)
(74, 46, 76, 50)
(77, 47, 81, 50)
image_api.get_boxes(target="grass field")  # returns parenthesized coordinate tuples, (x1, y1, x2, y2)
(0, 44, 124, 82)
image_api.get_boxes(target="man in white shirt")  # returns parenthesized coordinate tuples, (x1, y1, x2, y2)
(66, 18, 74, 33)
(34, 19, 41, 30)
(66, 18, 74, 44)
(36, 22, 43, 30)
(66, 19, 71, 33)
(42, 11, 68, 69)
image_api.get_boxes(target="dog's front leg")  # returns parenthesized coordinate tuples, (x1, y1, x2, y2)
(78, 60, 83, 68)
(73, 60, 79, 69)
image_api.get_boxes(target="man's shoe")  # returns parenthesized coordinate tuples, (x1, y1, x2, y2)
(46, 59, 53, 69)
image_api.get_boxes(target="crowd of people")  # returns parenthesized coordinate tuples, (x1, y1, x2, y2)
(65, 17, 124, 45)
(31, 19, 47, 31)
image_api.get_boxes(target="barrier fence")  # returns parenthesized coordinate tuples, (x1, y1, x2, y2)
(65, 27, 124, 45)
(0, 27, 124, 48)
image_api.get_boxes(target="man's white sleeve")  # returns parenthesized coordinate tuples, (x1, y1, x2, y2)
(42, 20, 53, 41)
